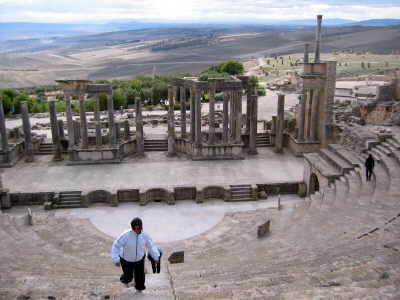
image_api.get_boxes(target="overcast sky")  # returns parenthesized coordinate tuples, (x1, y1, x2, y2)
(0, 0, 400, 23)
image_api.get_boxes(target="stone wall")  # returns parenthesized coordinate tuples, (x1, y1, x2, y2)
(10, 192, 55, 206)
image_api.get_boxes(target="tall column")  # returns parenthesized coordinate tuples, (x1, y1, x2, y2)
(208, 80, 216, 145)
(94, 96, 102, 147)
(48, 101, 62, 161)
(57, 120, 65, 139)
(297, 94, 306, 142)
(73, 121, 80, 145)
(194, 88, 202, 147)
(167, 86, 176, 156)
(245, 85, 255, 134)
(65, 94, 75, 150)
(310, 89, 320, 141)
(135, 98, 144, 156)
(78, 93, 88, 148)
(229, 90, 235, 141)
(314, 15, 323, 63)
(180, 87, 187, 138)
(275, 94, 285, 154)
(304, 43, 310, 64)
(190, 88, 196, 142)
(20, 102, 34, 162)
(222, 89, 229, 144)
(271, 116, 277, 135)
(124, 120, 130, 140)
(107, 93, 116, 146)
(0, 98, 9, 154)
(304, 90, 313, 140)
(115, 122, 121, 141)
(235, 89, 243, 144)
(248, 95, 258, 155)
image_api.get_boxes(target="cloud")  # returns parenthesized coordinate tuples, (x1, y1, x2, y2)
(0, 0, 399, 22)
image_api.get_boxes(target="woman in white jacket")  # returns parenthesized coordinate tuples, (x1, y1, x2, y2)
(111, 217, 160, 291)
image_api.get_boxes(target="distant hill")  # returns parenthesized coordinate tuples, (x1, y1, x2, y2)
(348, 19, 400, 27)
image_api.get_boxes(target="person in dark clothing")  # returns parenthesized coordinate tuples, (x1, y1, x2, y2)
(365, 154, 375, 181)
(111, 218, 160, 291)
(148, 248, 162, 273)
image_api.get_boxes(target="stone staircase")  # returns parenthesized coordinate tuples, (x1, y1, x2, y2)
(229, 184, 254, 201)
(0, 214, 174, 299)
(256, 132, 271, 147)
(34, 142, 53, 155)
(52, 191, 84, 209)
(144, 139, 168, 152)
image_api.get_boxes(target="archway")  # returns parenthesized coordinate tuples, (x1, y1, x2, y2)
(309, 173, 320, 194)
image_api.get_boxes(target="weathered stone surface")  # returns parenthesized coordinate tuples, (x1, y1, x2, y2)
(257, 220, 270, 238)
(168, 251, 184, 264)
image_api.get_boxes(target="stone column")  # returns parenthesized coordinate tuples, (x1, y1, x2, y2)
(194, 88, 202, 147)
(275, 94, 285, 154)
(304, 89, 313, 140)
(229, 90, 235, 141)
(297, 94, 306, 142)
(314, 15, 323, 63)
(180, 87, 187, 138)
(208, 80, 216, 145)
(115, 122, 121, 141)
(0, 98, 9, 154)
(235, 89, 243, 144)
(304, 43, 310, 64)
(73, 121, 80, 145)
(65, 94, 75, 149)
(310, 89, 320, 141)
(167, 86, 176, 156)
(190, 88, 196, 142)
(135, 98, 144, 156)
(57, 120, 65, 139)
(222, 89, 229, 144)
(271, 116, 277, 135)
(94, 96, 102, 147)
(78, 93, 88, 148)
(48, 101, 62, 161)
(245, 85, 255, 135)
(248, 95, 258, 155)
(107, 93, 116, 146)
(124, 120, 130, 140)
(20, 102, 34, 162)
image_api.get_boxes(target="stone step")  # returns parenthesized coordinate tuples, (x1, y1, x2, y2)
(303, 153, 342, 179)
(319, 148, 354, 174)
(386, 138, 400, 150)
(230, 184, 252, 188)
(327, 144, 361, 168)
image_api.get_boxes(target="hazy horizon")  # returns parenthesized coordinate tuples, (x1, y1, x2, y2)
(1, 0, 400, 23)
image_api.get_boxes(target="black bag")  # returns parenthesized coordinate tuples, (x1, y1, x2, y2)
(147, 248, 162, 273)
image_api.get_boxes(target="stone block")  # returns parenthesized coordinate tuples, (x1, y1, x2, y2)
(168, 251, 184, 264)
(257, 220, 270, 238)
(44, 201, 52, 210)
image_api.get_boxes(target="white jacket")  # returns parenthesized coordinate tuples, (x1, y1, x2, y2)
(111, 230, 160, 263)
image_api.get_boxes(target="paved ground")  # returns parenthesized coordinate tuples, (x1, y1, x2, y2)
(3, 148, 303, 193)
(9, 195, 300, 243)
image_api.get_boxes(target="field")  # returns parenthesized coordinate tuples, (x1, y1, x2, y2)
(1, 24, 400, 88)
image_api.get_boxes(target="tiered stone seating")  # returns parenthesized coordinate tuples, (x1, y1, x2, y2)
(166, 143, 400, 299)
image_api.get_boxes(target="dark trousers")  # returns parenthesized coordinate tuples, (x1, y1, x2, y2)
(366, 168, 373, 181)
(119, 256, 146, 291)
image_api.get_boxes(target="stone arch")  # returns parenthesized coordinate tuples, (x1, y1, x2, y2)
(309, 173, 320, 194)
(86, 189, 116, 206)
(201, 186, 226, 201)
(143, 188, 174, 205)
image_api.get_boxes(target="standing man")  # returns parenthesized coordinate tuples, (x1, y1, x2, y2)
(111, 217, 160, 292)
(365, 154, 375, 181)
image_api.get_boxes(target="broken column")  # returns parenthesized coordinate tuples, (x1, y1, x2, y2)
(78, 93, 89, 148)
(314, 15, 323, 63)
(248, 95, 258, 155)
(65, 95, 75, 149)
(107, 93, 116, 146)
(310, 89, 320, 141)
(124, 120, 130, 140)
(180, 87, 187, 138)
(73, 120, 80, 145)
(57, 120, 65, 139)
(208, 79, 216, 145)
(304, 43, 310, 64)
(48, 100, 63, 161)
(167, 86, 176, 156)
(274, 94, 285, 154)
(135, 98, 144, 156)
(235, 89, 243, 144)
(94, 96, 102, 147)
(20, 101, 34, 162)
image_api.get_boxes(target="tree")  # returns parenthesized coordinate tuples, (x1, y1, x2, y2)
(219, 60, 244, 75)
(113, 89, 127, 109)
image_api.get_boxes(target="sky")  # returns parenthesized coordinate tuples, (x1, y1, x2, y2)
(0, 0, 400, 23)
